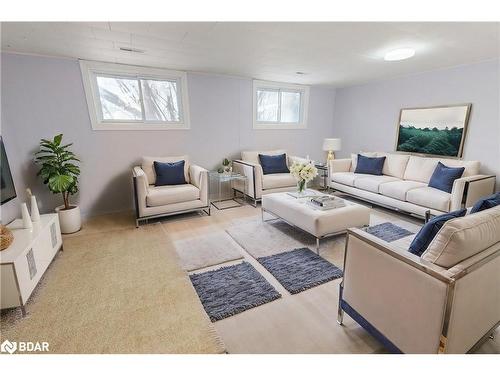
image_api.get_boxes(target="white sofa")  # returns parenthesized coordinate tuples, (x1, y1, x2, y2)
(338, 205, 500, 353)
(133, 155, 209, 227)
(232, 150, 308, 206)
(329, 152, 495, 219)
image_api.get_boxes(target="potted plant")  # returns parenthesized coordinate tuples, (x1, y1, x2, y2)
(35, 134, 81, 233)
(222, 158, 232, 174)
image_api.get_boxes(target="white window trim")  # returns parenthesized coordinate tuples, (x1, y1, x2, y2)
(80, 60, 190, 131)
(253, 80, 309, 130)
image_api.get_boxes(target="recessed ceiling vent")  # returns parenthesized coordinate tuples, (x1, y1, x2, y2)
(119, 46, 145, 54)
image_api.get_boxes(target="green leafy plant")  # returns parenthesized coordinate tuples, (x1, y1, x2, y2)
(34, 134, 80, 210)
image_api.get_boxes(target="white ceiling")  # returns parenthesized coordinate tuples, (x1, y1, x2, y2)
(1, 22, 499, 87)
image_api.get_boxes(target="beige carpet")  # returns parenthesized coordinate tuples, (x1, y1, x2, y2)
(174, 231, 243, 271)
(0, 212, 225, 354)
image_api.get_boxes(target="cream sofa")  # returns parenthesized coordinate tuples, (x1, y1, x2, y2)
(329, 152, 495, 219)
(133, 156, 209, 227)
(232, 150, 308, 206)
(338, 205, 500, 353)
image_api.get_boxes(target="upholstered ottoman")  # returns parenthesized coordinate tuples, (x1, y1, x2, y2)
(261, 192, 370, 253)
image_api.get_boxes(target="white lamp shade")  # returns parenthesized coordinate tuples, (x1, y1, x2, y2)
(323, 138, 341, 151)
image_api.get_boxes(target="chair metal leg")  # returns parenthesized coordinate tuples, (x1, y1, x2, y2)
(135, 219, 140, 228)
(337, 306, 344, 325)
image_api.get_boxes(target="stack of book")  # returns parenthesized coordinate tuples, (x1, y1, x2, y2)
(308, 196, 345, 210)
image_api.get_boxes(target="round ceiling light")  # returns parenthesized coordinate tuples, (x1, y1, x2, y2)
(384, 48, 415, 61)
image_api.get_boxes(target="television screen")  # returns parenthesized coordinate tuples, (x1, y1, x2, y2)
(1, 136, 17, 204)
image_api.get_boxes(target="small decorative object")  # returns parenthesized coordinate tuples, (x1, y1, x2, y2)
(29, 191, 41, 222)
(323, 138, 342, 161)
(290, 162, 318, 195)
(222, 158, 232, 174)
(21, 202, 33, 229)
(395, 104, 471, 158)
(0, 224, 14, 250)
(35, 134, 82, 234)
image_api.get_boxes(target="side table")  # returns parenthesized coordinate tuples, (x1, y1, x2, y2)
(209, 172, 248, 210)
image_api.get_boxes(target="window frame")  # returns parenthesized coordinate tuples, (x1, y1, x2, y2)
(80, 60, 190, 130)
(253, 80, 309, 130)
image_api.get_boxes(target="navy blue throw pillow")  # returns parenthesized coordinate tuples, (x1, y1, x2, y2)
(408, 208, 467, 256)
(428, 162, 465, 193)
(354, 154, 386, 175)
(154, 160, 186, 186)
(259, 153, 290, 175)
(470, 192, 500, 214)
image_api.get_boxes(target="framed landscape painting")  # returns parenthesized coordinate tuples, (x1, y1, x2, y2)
(395, 104, 471, 158)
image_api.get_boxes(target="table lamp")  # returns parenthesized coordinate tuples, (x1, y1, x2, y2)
(323, 138, 341, 161)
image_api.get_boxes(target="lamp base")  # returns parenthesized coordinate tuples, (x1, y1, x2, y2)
(326, 150, 335, 161)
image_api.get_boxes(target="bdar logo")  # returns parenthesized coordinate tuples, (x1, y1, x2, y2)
(1, 340, 17, 354)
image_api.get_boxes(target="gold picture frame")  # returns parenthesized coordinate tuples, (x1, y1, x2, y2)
(394, 103, 472, 159)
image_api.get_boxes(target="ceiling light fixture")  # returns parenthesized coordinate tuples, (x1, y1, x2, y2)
(384, 48, 415, 61)
(296, 71, 306, 75)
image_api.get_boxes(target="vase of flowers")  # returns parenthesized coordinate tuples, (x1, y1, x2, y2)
(290, 162, 318, 196)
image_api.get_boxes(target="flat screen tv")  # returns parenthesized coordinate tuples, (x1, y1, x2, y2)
(1, 136, 17, 204)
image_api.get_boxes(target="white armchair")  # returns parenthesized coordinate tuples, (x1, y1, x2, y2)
(232, 150, 308, 206)
(338, 205, 500, 353)
(133, 156, 209, 227)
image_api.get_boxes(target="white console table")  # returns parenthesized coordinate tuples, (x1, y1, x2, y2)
(0, 214, 63, 316)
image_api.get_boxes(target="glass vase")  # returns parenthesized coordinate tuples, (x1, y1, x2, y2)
(297, 179, 307, 196)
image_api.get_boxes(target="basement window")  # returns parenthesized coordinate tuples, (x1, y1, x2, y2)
(80, 60, 190, 130)
(253, 80, 309, 129)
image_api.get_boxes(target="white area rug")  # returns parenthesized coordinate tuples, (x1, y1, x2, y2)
(174, 231, 244, 271)
(226, 218, 343, 259)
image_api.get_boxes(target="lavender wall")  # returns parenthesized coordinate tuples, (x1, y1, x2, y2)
(332, 60, 500, 188)
(0, 53, 336, 223)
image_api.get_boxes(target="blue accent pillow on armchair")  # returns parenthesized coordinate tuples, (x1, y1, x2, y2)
(354, 154, 386, 175)
(408, 208, 467, 256)
(259, 153, 290, 175)
(154, 160, 187, 186)
(470, 192, 500, 214)
(428, 162, 465, 193)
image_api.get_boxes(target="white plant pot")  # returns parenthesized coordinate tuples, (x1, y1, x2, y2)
(55, 205, 82, 234)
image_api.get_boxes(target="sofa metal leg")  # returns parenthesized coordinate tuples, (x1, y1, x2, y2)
(337, 305, 344, 325)
(316, 238, 320, 254)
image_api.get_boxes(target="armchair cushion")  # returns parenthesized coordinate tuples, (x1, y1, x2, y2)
(409, 208, 467, 257)
(142, 155, 189, 185)
(262, 173, 296, 190)
(423, 205, 500, 267)
(241, 149, 287, 165)
(146, 184, 200, 207)
(428, 162, 465, 193)
(154, 160, 187, 186)
(259, 153, 290, 175)
(470, 192, 500, 214)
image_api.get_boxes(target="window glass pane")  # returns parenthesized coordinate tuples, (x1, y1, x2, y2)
(280, 91, 301, 123)
(96, 76, 142, 120)
(141, 79, 180, 122)
(257, 90, 279, 122)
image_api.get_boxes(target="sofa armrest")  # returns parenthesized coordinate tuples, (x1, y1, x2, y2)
(340, 228, 453, 353)
(189, 165, 208, 205)
(133, 166, 149, 219)
(232, 160, 263, 200)
(450, 175, 496, 211)
(328, 158, 351, 173)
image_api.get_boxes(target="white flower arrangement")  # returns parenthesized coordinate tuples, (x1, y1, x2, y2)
(290, 162, 318, 193)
